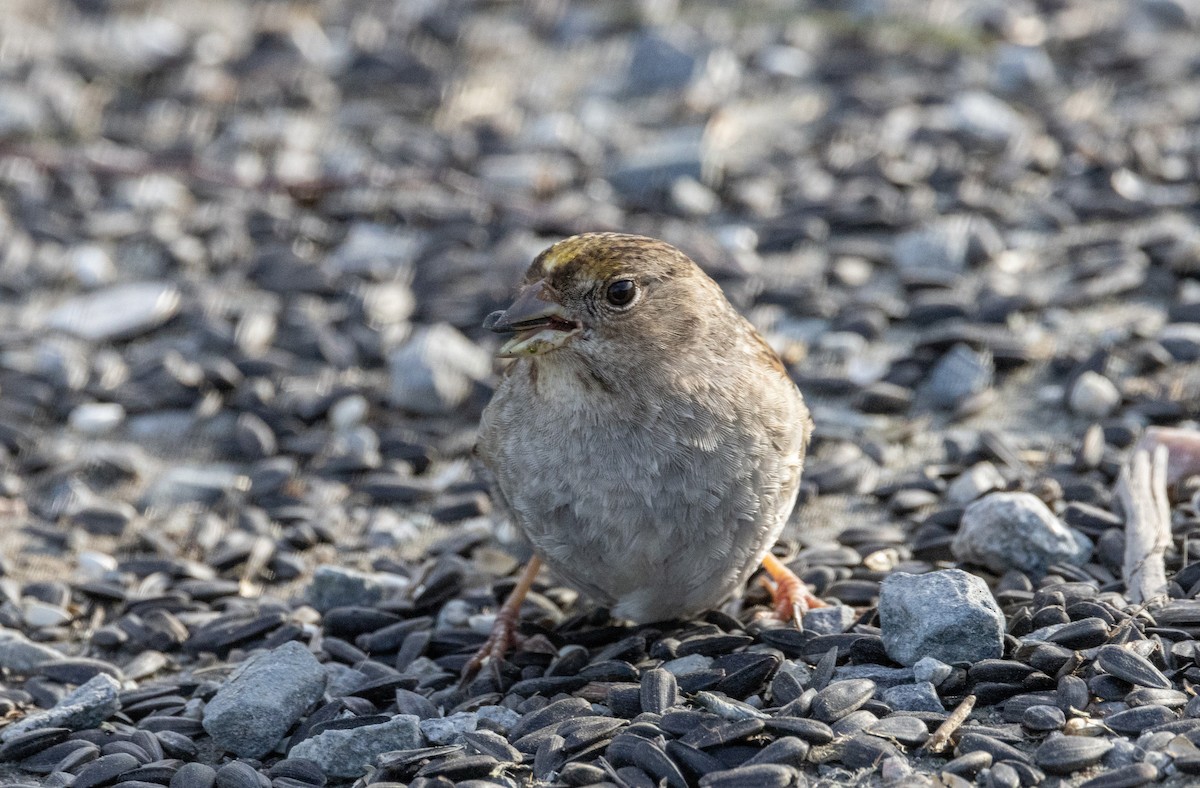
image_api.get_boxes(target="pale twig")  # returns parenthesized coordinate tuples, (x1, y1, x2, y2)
(921, 694, 976, 755)
(1119, 446, 1171, 607)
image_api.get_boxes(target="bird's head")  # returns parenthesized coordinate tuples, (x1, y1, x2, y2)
(484, 232, 718, 362)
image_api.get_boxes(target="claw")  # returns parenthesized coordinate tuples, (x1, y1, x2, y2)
(459, 556, 542, 686)
(761, 553, 826, 627)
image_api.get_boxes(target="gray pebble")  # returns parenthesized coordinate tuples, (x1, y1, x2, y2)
(879, 682, 945, 713)
(1069, 372, 1121, 418)
(388, 323, 491, 416)
(953, 492, 1091, 575)
(288, 714, 421, 779)
(879, 569, 1004, 666)
(44, 282, 181, 342)
(201, 641, 327, 758)
(305, 565, 409, 612)
(419, 712, 478, 745)
(0, 674, 120, 742)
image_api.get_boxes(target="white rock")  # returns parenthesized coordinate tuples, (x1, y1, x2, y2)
(329, 394, 369, 430)
(77, 551, 118, 580)
(952, 491, 1091, 575)
(45, 282, 181, 342)
(69, 244, 117, 288)
(946, 461, 1006, 504)
(388, 323, 492, 416)
(22, 600, 72, 629)
(1068, 371, 1121, 418)
(68, 402, 126, 435)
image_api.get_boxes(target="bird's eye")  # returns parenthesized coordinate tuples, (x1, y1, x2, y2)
(605, 279, 636, 307)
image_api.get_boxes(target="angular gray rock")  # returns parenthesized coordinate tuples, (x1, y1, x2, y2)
(880, 682, 946, 713)
(801, 604, 858, 636)
(306, 565, 410, 613)
(419, 712, 478, 745)
(388, 323, 491, 416)
(201, 641, 327, 758)
(289, 714, 422, 779)
(879, 569, 1004, 667)
(952, 492, 1091, 575)
(0, 673, 120, 741)
(913, 657, 953, 686)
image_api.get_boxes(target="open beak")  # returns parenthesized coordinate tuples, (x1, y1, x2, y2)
(483, 280, 580, 358)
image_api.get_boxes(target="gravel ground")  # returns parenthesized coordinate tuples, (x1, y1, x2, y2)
(1, 0, 1200, 786)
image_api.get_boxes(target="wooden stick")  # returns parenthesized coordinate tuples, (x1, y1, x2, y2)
(921, 694, 976, 754)
(1119, 446, 1171, 607)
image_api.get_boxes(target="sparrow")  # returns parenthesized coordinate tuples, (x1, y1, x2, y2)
(466, 232, 821, 675)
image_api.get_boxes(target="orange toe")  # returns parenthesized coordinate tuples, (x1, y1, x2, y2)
(761, 553, 826, 626)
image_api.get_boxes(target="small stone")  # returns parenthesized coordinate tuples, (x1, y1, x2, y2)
(891, 215, 1000, 284)
(419, 712, 478, 745)
(801, 604, 857, 636)
(306, 565, 410, 612)
(0, 85, 48, 137)
(948, 91, 1026, 148)
(913, 657, 953, 686)
(607, 127, 709, 202)
(832, 664, 915, 689)
(924, 344, 994, 411)
(624, 32, 699, 95)
(0, 674, 120, 741)
(879, 682, 945, 713)
(992, 44, 1057, 95)
(327, 222, 423, 277)
(1160, 323, 1200, 362)
(68, 403, 126, 436)
(0, 628, 65, 673)
(288, 714, 421, 779)
(68, 244, 117, 288)
(44, 282, 181, 342)
(201, 641, 327, 758)
(329, 395, 369, 431)
(1069, 372, 1121, 418)
(953, 492, 1091, 575)
(946, 461, 1007, 504)
(476, 705, 521, 734)
(879, 569, 1005, 666)
(388, 323, 491, 416)
(21, 600, 72, 628)
(670, 176, 720, 216)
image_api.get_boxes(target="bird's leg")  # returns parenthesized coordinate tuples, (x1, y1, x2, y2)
(761, 553, 826, 626)
(461, 556, 542, 683)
